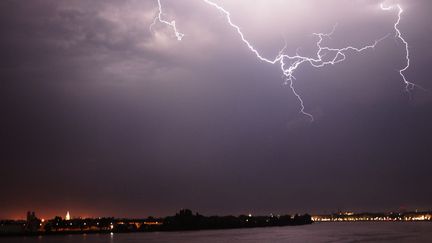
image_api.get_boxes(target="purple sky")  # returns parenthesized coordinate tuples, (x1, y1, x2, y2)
(1, 0, 431, 219)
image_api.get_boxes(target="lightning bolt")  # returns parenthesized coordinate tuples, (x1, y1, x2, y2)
(150, 0, 184, 40)
(380, 3, 420, 93)
(153, 0, 417, 121)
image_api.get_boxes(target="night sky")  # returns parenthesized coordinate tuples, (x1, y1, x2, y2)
(1, 0, 432, 219)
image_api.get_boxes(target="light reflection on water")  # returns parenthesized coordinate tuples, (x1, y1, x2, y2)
(1, 222, 431, 243)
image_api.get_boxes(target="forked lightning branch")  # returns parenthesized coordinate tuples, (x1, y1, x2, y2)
(151, 0, 417, 121)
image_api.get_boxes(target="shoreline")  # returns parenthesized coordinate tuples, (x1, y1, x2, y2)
(3, 220, 432, 238)
(0, 223, 313, 238)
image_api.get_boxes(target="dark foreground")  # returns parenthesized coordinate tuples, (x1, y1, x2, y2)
(0, 209, 312, 237)
(1, 222, 431, 243)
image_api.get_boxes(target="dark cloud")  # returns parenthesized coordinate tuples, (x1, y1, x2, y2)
(0, 0, 431, 219)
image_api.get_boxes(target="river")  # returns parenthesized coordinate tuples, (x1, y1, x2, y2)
(1, 222, 431, 242)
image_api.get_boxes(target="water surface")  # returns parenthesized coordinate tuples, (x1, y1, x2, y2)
(1, 222, 431, 242)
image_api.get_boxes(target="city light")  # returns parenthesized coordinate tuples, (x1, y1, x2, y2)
(312, 212, 432, 222)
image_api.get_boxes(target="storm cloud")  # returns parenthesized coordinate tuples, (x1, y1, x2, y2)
(1, 0, 431, 219)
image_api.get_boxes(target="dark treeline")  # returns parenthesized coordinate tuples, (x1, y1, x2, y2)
(161, 209, 313, 231)
(0, 209, 312, 236)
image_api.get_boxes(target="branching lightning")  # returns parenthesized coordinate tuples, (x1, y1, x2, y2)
(150, 0, 184, 40)
(152, 0, 418, 121)
(380, 3, 418, 93)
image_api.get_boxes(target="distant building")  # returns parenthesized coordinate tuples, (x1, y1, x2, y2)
(0, 220, 25, 234)
(25, 211, 41, 232)
(65, 211, 71, 221)
(312, 211, 432, 222)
